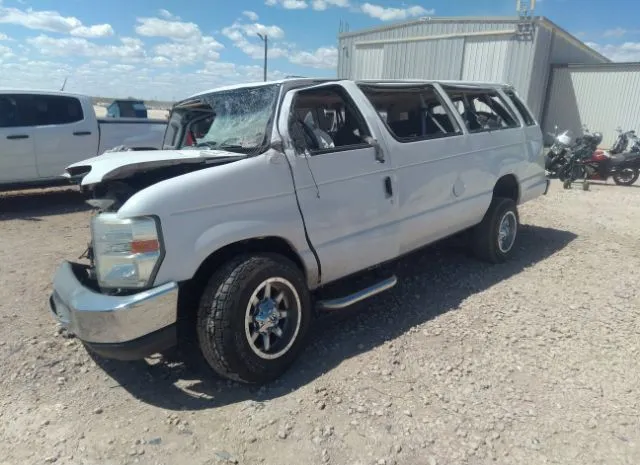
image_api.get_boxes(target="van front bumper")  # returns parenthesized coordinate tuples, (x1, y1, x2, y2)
(48, 261, 178, 360)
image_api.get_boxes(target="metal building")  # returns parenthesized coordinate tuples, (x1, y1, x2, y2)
(337, 16, 611, 140)
(543, 63, 640, 146)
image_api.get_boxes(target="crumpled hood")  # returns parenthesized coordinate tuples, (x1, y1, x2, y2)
(65, 149, 245, 186)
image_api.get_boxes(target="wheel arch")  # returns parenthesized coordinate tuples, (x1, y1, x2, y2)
(493, 173, 520, 203)
(176, 236, 309, 339)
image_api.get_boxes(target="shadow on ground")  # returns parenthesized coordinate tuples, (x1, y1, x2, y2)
(91, 224, 577, 411)
(0, 187, 90, 221)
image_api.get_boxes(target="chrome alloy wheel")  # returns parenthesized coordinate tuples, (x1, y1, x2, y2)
(244, 277, 302, 360)
(497, 211, 517, 253)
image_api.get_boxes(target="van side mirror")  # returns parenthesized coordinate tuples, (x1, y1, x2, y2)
(365, 136, 385, 163)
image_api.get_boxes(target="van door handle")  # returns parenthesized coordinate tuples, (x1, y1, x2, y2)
(7, 134, 29, 140)
(384, 176, 393, 197)
(73, 131, 92, 136)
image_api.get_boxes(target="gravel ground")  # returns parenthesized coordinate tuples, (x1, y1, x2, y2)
(1, 180, 639, 465)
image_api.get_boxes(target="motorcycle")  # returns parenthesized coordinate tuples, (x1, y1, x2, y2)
(562, 131, 640, 188)
(546, 125, 603, 178)
(545, 125, 574, 176)
(608, 127, 633, 154)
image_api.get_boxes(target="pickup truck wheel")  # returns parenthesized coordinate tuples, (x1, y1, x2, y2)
(196, 254, 311, 384)
(472, 197, 519, 264)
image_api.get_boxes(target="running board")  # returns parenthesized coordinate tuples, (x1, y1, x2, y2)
(316, 276, 398, 311)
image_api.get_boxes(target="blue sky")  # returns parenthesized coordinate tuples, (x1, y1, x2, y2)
(0, 0, 638, 100)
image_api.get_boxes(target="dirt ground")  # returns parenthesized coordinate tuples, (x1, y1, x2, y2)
(1, 180, 639, 465)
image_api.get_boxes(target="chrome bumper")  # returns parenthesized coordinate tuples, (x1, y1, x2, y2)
(49, 261, 178, 358)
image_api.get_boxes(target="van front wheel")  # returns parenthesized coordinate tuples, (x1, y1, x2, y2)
(196, 254, 312, 384)
(471, 197, 519, 264)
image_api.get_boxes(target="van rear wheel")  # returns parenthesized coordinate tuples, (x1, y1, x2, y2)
(471, 197, 519, 264)
(196, 254, 312, 384)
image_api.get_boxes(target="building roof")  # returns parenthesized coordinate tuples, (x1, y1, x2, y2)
(338, 15, 609, 65)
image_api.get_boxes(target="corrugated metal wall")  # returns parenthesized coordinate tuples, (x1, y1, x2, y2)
(337, 19, 539, 120)
(382, 39, 464, 80)
(462, 37, 511, 82)
(337, 17, 612, 131)
(544, 65, 640, 147)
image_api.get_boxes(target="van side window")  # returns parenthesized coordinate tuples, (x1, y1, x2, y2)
(442, 86, 520, 133)
(289, 85, 372, 154)
(505, 90, 536, 126)
(358, 84, 461, 142)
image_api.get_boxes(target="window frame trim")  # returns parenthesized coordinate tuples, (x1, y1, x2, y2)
(288, 83, 375, 157)
(503, 88, 537, 127)
(439, 85, 522, 134)
(357, 83, 465, 144)
(30, 94, 86, 127)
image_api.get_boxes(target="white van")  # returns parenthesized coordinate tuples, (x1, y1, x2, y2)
(48, 78, 549, 384)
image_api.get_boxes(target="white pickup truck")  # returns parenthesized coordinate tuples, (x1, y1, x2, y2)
(0, 89, 167, 188)
(48, 78, 549, 384)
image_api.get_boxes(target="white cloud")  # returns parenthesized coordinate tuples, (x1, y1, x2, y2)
(0, 57, 290, 100)
(27, 35, 145, 60)
(242, 10, 259, 21)
(134, 15, 224, 66)
(237, 22, 286, 39)
(0, 4, 114, 37)
(222, 22, 288, 59)
(265, 0, 309, 9)
(158, 9, 180, 20)
(0, 33, 11, 40)
(603, 27, 640, 38)
(0, 44, 13, 60)
(290, 46, 338, 68)
(135, 17, 203, 41)
(222, 19, 338, 70)
(312, 0, 350, 10)
(586, 41, 640, 62)
(153, 36, 223, 64)
(70, 24, 116, 39)
(360, 3, 434, 21)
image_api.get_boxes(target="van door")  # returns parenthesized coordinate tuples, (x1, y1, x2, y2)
(31, 94, 98, 179)
(0, 94, 37, 183)
(277, 82, 399, 285)
(356, 83, 470, 253)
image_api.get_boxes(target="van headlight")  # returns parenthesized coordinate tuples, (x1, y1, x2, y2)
(91, 213, 163, 289)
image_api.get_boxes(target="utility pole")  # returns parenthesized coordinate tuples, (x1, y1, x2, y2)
(257, 33, 268, 82)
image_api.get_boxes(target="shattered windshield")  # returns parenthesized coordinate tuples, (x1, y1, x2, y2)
(174, 84, 280, 154)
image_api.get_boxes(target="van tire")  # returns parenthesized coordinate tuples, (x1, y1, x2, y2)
(196, 254, 312, 384)
(471, 197, 519, 264)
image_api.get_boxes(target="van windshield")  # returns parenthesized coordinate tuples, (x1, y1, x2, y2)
(171, 84, 281, 154)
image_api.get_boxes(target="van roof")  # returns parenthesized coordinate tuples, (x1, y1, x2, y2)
(183, 77, 512, 102)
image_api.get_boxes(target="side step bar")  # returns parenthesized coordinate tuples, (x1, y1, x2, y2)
(316, 276, 398, 311)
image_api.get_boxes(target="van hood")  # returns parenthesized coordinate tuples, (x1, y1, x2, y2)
(65, 148, 246, 186)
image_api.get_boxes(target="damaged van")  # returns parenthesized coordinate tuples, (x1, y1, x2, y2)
(48, 78, 549, 384)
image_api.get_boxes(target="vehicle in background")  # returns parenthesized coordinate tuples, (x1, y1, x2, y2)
(49, 78, 548, 384)
(0, 90, 167, 190)
(106, 99, 148, 119)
